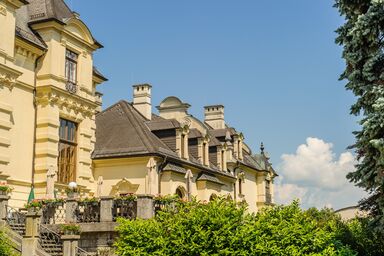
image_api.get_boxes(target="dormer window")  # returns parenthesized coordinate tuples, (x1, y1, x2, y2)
(65, 49, 78, 93)
(176, 127, 189, 160)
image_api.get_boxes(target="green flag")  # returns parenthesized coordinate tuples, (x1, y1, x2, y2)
(28, 186, 35, 203)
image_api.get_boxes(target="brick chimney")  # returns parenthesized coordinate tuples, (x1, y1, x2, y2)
(133, 84, 152, 120)
(204, 105, 225, 129)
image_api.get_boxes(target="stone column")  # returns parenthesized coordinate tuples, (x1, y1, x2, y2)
(22, 209, 41, 256)
(100, 196, 114, 222)
(239, 139, 244, 160)
(66, 198, 78, 223)
(62, 234, 80, 256)
(176, 129, 182, 158)
(197, 138, 203, 164)
(233, 136, 239, 158)
(136, 195, 154, 219)
(183, 133, 189, 159)
(222, 149, 227, 172)
(204, 142, 209, 166)
(0, 194, 9, 221)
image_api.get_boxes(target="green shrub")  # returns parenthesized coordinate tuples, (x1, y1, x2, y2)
(0, 230, 18, 256)
(115, 199, 356, 256)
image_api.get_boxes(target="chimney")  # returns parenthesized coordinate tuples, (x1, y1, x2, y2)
(133, 84, 152, 120)
(204, 105, 225, 129)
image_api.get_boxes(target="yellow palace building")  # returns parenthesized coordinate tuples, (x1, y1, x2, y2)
(0, 0, 277, 212)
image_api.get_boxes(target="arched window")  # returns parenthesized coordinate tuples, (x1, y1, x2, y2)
(209, 193, 218, 201)
(175, 186, 186, 199)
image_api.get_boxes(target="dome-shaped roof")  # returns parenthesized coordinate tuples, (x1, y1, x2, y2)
(159, 96, 183, 108)
(157, 96, 191, 110)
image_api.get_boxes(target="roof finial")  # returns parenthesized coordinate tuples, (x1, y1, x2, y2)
(260, 142, 265, 154)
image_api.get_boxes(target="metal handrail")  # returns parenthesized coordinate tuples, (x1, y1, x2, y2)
(75, 246, 93, 256)
(5, 205, 26, 225)
(38, 224, 63, 254)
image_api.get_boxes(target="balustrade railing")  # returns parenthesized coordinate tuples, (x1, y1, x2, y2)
(41, 201, 66, 224)
(112, 199, 137, 221)
(5, 205, 26, 236)
(76, 201, 100, 223)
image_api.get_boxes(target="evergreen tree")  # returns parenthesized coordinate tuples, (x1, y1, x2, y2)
(335, 0, 384, 232)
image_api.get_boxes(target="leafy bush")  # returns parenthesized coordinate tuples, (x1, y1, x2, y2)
(337, 218, 384, 256)
(0, 230, 17, 256)
(115, 199, 356, 256)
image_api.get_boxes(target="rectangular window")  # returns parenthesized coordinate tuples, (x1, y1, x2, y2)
(65, 49, 78, 84)
(58, 118, 77, 184)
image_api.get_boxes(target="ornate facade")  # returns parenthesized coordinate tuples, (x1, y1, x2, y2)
(0, 0, 276, 212)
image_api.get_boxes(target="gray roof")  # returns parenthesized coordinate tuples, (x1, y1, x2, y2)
(92, 101, 178, 159)
(162, 163, 186, 174)
(15, 0, 73, 49)
(145, 119, 181, 131)
(188, 129, 202, 139)
(93, 100, 235, 179)
(93, 67, 108, 81)
(209, 128, 237, 138)
(196, 173, 224, 185)
(15, 0, 103, 50)
(25, 0, 74, 24)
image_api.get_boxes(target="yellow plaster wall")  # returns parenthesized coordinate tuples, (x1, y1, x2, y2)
(94, 157, 151, 196)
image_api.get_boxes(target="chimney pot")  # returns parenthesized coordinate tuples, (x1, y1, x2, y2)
(132, 84, 152, 120)
(204, 105, 225, 129)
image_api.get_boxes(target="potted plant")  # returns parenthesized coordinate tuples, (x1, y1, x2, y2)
(0, 182, 13, 196)
(25, 199, 43, 213)
(60, 223, 80, 235)
(80, 197, 99, 207)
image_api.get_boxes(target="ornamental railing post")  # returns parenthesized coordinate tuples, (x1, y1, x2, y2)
(0, 194, 9, 221)
(66, 198, 78, 223)
(136, 194, 154, 219)
(62, 234, 80, 256)
(21, 208, 41, 256)
(100, 196, 114, 222)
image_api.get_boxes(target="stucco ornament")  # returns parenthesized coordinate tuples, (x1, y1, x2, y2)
(146, 158, 157, 194)
(46, 165, 57, 199)
(96, 176, 103, 197)
(0, 73, 17, 90)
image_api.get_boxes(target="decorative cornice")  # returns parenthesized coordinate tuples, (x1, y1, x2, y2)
(35, 86, 98, 118)
(0, 5, 6, 16)
(0, 63, 22, 91)
(15, 37, 45, 60)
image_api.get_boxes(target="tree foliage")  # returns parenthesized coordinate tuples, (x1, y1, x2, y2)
(334, 0, 384, 232)
(115, 200, 357, 256)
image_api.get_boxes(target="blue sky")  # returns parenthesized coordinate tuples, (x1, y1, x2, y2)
(68, 0, 366, 209)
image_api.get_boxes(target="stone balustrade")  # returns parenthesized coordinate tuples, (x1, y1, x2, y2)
(39, 194, 154, 225)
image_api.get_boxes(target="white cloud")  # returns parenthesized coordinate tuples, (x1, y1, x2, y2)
(275, 137, 367, 209)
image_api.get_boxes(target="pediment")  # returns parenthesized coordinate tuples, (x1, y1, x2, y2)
(65, 18, 94, 45)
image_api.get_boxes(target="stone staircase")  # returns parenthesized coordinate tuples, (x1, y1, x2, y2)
(38, 224, 63, 256)
(8, 222, 26, 236)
